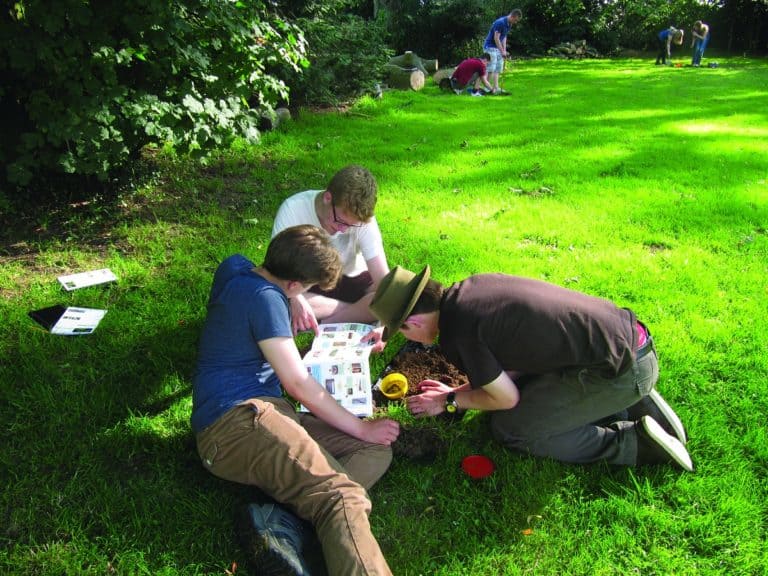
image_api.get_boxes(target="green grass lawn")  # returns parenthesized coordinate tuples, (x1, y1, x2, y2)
(1, 57, 767, 575)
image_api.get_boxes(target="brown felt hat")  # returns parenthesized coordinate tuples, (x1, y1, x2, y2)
(370, 265, 431, 341)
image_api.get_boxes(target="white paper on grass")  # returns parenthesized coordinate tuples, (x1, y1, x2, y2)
(58, 268, 117, 291)
(300, 323, 375, 417)
(50, 307, 107, 335)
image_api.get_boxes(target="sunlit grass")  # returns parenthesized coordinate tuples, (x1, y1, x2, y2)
(1, 57, 767, 575)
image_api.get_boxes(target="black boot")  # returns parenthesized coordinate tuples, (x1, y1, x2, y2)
(235, 502, 328, 576)
(636, 416, 693, 472)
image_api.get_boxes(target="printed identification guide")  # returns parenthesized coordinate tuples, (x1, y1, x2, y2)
(300, 323, 376, 417)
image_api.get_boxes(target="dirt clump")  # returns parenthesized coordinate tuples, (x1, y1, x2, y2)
(375, 343, 470, 401)
(391, 425, 444, 464)
(374, 343, 470, 447)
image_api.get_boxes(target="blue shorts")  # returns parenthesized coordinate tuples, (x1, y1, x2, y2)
(486, 48, 504, 74)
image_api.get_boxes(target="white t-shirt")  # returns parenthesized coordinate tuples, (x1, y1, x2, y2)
(271, 189, 385, 277)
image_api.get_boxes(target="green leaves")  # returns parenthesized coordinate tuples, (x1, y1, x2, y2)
(1, 0, 307, 191)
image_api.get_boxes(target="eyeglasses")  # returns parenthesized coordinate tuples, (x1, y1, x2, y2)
(331, 201, 363, 228)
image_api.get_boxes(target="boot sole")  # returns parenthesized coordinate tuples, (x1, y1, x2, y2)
(648, 389, 688, 444)
(642, 416, 694, 472)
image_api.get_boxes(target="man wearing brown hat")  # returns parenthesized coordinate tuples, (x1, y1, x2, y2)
(369, 265, 693, 471)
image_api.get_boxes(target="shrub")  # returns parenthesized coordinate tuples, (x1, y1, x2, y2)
(0, 1, 307, 194)
(288, 14, 392, 107)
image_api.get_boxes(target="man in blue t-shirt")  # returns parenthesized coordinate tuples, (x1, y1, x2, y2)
(483, 9, 522, 94)
(192, 224, 400, 575)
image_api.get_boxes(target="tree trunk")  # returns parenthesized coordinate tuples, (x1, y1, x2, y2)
(387, 51, 438, 76)
(432, 68, 455, 84)
(384, 65, 425, 91)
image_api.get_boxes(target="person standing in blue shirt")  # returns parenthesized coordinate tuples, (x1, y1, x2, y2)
(482, 9, 522, 94)
(192, 224, 400, 576)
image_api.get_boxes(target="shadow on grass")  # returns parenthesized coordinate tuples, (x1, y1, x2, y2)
(0, 302, 260, 569)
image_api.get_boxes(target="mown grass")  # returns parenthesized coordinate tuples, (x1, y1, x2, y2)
(1, 57, 767, 575)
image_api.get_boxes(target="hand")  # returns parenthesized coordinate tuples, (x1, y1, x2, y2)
(290, 295, 319, 336)
(360, 326, 386, 353)
(405, 379, 454, 417)
(359, 418, 400, 445)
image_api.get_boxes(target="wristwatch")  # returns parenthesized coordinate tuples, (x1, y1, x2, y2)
(445, 392, 459, 414)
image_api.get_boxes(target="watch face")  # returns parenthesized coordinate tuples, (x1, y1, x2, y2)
(446, 404, 457, 413)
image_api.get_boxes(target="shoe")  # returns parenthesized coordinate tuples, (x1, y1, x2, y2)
(636, 416, 694, 472)
(235, 502, 327, 576)
(471, 91, 483, 97)
(627, 389, 687, 444)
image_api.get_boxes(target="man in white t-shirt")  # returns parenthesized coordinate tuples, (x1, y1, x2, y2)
(272, 165, 389, 343)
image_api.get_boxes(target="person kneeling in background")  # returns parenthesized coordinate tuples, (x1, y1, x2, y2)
(444, 53, 493, 96)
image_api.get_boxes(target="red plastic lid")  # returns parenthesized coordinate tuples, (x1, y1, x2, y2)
(461, 455, 495, 479)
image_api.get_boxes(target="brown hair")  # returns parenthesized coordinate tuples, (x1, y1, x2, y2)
(410, 278, 445, 316)
(263, 225, 341, 290)
(327, 165, 378, 221)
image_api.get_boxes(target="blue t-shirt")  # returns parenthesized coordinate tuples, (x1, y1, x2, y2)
(191, 254, 292, 433)
(658, 28, 674, 41)
(484, 16, 511, 51)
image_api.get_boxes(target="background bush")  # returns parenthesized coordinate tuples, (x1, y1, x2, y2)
(2, 0, 764, 205)
(0, 0, 306, 193)
(287, 13, 392, 107)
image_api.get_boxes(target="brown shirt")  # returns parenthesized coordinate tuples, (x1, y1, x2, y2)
(438, 274, 638, 388)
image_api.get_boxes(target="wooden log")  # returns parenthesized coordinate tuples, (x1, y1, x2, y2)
(387, 51, 437, 76)
(421, 58, 438, 74)
(432, 68, 455, 84)
(259, 107, 292, 131)
(384, 65, 425, 91)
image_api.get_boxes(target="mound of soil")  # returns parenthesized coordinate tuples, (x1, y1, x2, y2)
(374, 343, 470, 402)
(391, 425, 444, 464)
(375, 343, 471, 461)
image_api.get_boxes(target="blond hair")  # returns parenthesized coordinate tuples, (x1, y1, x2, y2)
(327, 165, 378, 221)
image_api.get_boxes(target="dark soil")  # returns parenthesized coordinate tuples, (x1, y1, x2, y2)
(390, 425, 444, 464)
(374, 343, 470, 402)
(375, 343, 471, 463)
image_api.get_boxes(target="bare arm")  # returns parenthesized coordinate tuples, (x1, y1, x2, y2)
(406, 371, 520, 417)
(289, 293, 320, 336)
(494, 30, 505, 55)
(261, 336, 399, 444)
(365, 254, 389, 287)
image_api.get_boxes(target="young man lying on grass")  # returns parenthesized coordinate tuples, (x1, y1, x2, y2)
(369, 265, 692, 471)
(192, 225, 400, 576)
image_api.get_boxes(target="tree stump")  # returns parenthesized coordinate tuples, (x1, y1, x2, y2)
(384, 65, 425, 91)
(259, 107, 291, 131)
(432, 68, 455, 85)
(388, 51, 438, 76)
